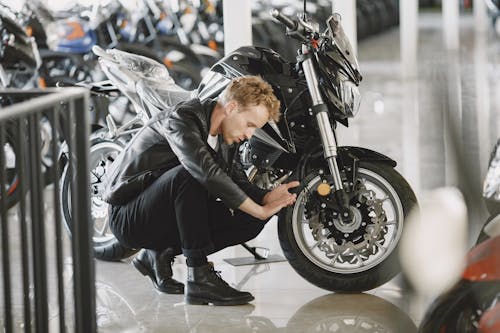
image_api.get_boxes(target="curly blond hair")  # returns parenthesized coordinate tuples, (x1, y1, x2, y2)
(219, 76, 281, 122)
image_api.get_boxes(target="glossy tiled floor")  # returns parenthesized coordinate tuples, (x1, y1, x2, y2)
(4, 10, 500, 333)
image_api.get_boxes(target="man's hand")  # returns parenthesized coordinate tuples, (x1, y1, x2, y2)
(262, 181, 300, 205)
(238, 181, 299, 220)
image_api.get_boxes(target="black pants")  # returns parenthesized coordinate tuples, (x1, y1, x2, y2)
(109, 165, 269, 258)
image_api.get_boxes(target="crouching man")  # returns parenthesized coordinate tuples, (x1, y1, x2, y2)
(104, 76, 299, 305)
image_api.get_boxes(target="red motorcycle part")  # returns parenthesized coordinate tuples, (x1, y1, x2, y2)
(479, 302, 500, 333)
(463, 235, 500, 282)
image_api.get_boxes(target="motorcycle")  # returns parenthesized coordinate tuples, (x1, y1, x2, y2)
(66, 1, 418, 292)
(416, 140, 500, 332)
(485, 0, 500, 36)
(0, 4, 42, 208)
(197, 5, 418, 292)
(418, 234, 500, 332)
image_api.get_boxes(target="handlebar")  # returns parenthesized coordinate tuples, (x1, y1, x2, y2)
(270, 8, 312, 43)
(270, 8, 296, 30)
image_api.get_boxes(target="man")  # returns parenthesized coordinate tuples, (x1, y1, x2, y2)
(104, 75, 299, 306)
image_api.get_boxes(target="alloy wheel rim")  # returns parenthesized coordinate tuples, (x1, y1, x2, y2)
(291, 168, 404, 274)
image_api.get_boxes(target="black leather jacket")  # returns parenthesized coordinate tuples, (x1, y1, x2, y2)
(103, 98, 269, 209)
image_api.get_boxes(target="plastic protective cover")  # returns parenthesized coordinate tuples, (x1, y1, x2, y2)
(97, 47, 194, 114)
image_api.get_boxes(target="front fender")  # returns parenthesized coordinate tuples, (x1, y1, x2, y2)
(297, 146, 396, 180)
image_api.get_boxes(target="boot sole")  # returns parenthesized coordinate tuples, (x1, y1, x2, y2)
(185, 294, 254, 306)
(132, 258, 184, 294)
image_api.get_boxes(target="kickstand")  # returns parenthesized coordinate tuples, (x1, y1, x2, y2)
(223, 243, 286, 266)
(240, 243, 269, 260)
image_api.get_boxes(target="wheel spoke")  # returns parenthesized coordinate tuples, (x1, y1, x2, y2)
(329, 252, 340, 266)
(374, 240, 386, 255)
(308, 240, 321, 251)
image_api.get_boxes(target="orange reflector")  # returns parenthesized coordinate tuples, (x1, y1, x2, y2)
(208, 40, 217, 51)
(317, 183, 331, 196)
(7, 179, 19, 195)
(163, 57, 173, 68)
(38, 77, 47, 88)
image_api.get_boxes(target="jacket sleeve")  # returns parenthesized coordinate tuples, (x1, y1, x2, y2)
(164, 111, 249, 210)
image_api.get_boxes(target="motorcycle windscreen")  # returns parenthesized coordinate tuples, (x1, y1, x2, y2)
(326, 14, 361, 83)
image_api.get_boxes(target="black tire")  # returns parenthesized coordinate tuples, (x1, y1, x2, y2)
(419, 280, 500, 333)
(278, 162, 418, 292)
(60, 130, 138, 261)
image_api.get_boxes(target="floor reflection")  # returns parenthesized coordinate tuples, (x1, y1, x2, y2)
(93, 276, 418, 333)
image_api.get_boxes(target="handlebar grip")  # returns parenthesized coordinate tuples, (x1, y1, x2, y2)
(270, 8, 297, 30)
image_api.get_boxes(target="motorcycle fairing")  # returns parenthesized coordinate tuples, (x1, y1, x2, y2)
(463, 235, 500, 282)
(197, 46, 309, 150)
(278, 145, 398, 179)
(325, 14, 362, 84)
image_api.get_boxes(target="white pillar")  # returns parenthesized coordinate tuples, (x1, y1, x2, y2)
(400, 0, 419, 78)
(332, 0, 357, 55)
(474, 34, 491, 182)
(473, 0, 488, 32)
(222, 0, 252, 55)
(443, 0, 460, 50)
(402, 80, 421, 197)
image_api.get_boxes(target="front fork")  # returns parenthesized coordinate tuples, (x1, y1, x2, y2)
(301, 55, 351, 216)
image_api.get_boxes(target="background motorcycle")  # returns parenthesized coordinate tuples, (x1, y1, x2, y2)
(0, 4, 42, 208)
(418, 235, 500, 333)
(416, 140, 500, 332)
(59, 47, 194, 260)
(485, 0, 500, 36)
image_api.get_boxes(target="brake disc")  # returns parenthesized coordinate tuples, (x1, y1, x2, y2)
(306, 181, 389, 264)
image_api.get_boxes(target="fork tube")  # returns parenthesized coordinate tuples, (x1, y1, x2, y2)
(302, 56, 344, 190)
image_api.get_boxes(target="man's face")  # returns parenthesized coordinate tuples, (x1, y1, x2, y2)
(220, 103, 269, 145)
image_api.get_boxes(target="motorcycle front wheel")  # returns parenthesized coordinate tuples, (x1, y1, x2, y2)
(278, 161, 417, 292)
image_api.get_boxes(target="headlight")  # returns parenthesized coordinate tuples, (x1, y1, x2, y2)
(340, 80, 361, 117)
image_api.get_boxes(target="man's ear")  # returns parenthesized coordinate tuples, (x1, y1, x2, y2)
(225, 100, 238, 115)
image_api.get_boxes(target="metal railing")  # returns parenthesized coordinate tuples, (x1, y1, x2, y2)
(0, 88, 96, 333)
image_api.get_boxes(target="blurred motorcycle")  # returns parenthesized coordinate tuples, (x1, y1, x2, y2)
(418, 140, 500, 332)
(485, 0, 500, 36)
(0, 4, 42, 208)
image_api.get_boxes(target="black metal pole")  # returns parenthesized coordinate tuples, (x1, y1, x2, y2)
(28, 113, 49, 333)
(17, 118, 32, 333)
(0, 123, 13, 333)
(70, 96, 96, 333)
(50, 106, 67, 333)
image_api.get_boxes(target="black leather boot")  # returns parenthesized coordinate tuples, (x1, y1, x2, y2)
(185, 263, 254, 305)
(132, 248, 184, 294)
